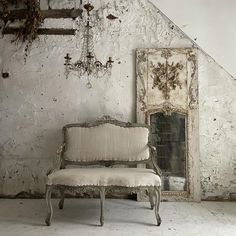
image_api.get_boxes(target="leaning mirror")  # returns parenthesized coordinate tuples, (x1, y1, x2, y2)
(136, 48, 200, 201)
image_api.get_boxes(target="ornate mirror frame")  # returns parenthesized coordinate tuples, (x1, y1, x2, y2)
(136, 48, 200, 201)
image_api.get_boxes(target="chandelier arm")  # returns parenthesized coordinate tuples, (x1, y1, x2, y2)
(64, 2, 113, 87)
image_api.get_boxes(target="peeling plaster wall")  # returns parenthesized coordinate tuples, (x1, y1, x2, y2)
(0, 0, 235, 199)
(198, 54, 236, 200)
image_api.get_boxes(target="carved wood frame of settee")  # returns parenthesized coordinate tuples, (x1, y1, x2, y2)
(45, 117, 162, 226)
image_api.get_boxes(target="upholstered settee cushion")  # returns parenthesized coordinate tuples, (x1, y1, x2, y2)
(64, 123, 149, 162)
(47, 168, 161, 187)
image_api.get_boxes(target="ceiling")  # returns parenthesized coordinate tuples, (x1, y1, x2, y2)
(150, 0, 236, 78)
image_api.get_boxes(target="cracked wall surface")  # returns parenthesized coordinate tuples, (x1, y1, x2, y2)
(0, 0, 235, 199)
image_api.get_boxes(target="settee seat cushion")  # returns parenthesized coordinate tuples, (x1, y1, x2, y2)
(47, 168, 161, 187)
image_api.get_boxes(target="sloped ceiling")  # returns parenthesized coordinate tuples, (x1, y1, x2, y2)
(150, 0, 236, 78)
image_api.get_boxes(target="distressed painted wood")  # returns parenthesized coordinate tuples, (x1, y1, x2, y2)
(45, 186, 53, 226)
(136, 48, 200, 202)
(154, 186, 161, 226)
(1, 9, 81, 36)
(45, 185, 161, 226)
(0, 9, 83, 20)
(99, 187, 106, 226)
(58, 189, 65, 210)
(148, 189, 155, 210)
(3, 28, 76, 35)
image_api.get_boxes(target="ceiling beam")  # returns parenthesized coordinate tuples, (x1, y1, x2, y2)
(3, 27, 76, 35)
(0, 9, 83, 21)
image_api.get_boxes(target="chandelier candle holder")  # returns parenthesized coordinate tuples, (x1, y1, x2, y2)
(64, 2, 114, 88)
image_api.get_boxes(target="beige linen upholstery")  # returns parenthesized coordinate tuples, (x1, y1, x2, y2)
(64, 123, 149, 162)
(47, 168, 161, 187)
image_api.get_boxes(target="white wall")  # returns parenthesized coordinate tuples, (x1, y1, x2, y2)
(150, 0, 236, 78)
(0, 0, 235, 199)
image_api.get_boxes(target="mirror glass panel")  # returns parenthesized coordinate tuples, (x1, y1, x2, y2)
(150, 112, 187, 191)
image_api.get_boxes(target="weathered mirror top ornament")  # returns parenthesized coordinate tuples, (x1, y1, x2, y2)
(64, 2, 114, 88)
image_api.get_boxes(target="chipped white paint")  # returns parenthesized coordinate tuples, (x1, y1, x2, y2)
(198, 53, 236, 200)
(0, 0, 235, 199)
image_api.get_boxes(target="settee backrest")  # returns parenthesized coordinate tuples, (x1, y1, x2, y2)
(62, 120, 150, 163)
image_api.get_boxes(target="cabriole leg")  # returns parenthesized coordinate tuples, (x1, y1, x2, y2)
(99, 187, 106, 226)
(148, 188, 155, 210)
(58, 189, 65, 210)
(154, 186, 161, 226)
(45, 185, 53, 226)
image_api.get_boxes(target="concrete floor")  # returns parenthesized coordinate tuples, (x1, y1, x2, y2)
(0, 199, 235, 236)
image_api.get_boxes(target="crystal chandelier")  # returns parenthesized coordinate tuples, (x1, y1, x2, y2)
(64, 2, 114, 88)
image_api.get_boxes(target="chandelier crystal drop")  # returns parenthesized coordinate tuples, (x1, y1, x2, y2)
(64, 2, 114, 88)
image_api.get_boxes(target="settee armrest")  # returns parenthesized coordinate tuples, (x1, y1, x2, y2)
(148, 144, 162, 176)
(46, 142, 66, 176)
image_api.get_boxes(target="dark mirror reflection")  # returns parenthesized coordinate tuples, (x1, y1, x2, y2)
(150, 112, 187, 191)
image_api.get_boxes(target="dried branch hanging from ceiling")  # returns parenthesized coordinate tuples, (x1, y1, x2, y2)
(0, 0, 83, 36)
(0, 0, 83, 60)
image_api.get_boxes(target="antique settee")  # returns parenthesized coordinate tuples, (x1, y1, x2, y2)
(45, 117, 162, 226)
